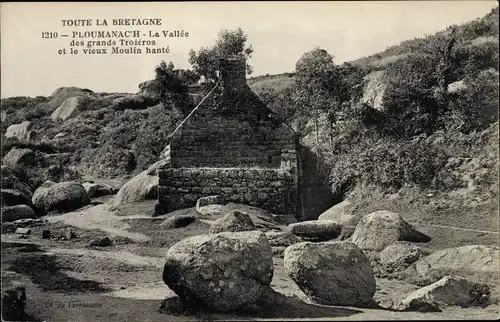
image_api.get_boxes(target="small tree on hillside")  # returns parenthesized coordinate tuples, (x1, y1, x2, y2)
(295, 47, 347, 148)
(153, 60, 193, 115)
(433, 27, 457, 106)
(188, 28, 254, 85)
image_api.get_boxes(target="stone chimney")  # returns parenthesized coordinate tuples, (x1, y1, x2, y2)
(219, 57, 247, 90)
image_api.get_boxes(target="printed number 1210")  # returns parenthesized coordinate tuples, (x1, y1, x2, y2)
(42, 32, 58, 38)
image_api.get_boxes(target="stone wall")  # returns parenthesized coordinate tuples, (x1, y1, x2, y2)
(158, 167, 296, 214)
(170, 111, 297, 168)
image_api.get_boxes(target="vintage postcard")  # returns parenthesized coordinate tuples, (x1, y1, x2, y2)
(1, 1, 499, 321)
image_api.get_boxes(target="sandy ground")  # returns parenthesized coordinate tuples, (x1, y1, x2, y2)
(2, 198, 500, 321)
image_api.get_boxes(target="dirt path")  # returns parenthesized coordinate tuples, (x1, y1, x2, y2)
(411, 222, 499, 234)
(45, 202, 152, 242)
(48, 247, 165, 268)
(3, 205, 500, 321)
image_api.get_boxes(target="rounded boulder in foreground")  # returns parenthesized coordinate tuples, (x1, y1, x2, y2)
(162, 231, 273, 312)
(284, 241, 376, 307)
(1, 205, 37, 223)
(352, 211, 430, 251)
(43, 181, 90, 213)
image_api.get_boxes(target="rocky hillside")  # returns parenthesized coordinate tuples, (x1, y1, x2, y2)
(1, 86, 183, 182)
(1, 7, 498, 225)
(250, 6, 499, 224)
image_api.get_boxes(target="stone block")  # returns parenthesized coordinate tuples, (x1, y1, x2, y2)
(182, 169, 192, 178)
(271, 181, 284, 188)
(15, 228, 31, 235)
(244, 192, 254, 203)
(243, 171, 254, 179)
(258, 192, 269, 202)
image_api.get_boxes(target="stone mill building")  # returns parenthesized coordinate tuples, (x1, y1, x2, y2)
(158, 58, 301, 217)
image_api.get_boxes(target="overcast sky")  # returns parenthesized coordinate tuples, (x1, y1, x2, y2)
(1, 1, 498, 98)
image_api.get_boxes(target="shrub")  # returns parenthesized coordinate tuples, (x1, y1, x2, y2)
(188, 27, 254, 83)
(78, 143, 136, 179)
(1, 96, 51, 127)
(328, 128, 449, 194)
(257, 86, 298, 122)
(379, 54, 443, 137)
(132, 104, 182, 170)
(1, 136, 60, 158)
(152, 61, 194, 116)
(447, 69, 499, 132)
(453, 42, 499, 80)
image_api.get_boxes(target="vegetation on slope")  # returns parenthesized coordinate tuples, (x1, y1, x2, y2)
(1, 8, 498, 223)
(253, 6, 499, 220)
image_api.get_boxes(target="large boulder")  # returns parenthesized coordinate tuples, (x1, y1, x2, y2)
(162, 231, 274, 312)
(82, 182, 118, 198)
(379, 242, 425, 272)
(49, 87, 94, 110)
(289, 220, 342, 241)
(447, 80, 467, 94)
(50, 96, 88, 121)
(361, 70, 387, 112)
(31, 180, 55, 215)
(1, 205, 37, 222)
(111, 159, 167, 209)
(399, 276, 478, 311)
(4, 121, 34, 141)
(1, 189, 33, 208)
(411, 245, 499, 281)
(209, 211, 256, 234)
(284, 241, 376, 307)
(37, 181, 90, 213)
(352, 211, 430, 251)
(317, 200, 357, 226)
(2, 148, 36, 167)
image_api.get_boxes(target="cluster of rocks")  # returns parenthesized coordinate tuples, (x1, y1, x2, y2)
(159, 200, 497, 314)
(1, 148, 119, 238)
(161, 227, 377, 313)
(160, 205, 374, 311)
